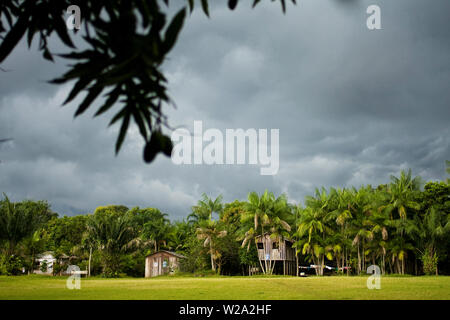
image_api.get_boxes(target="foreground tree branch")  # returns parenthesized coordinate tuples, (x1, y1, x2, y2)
(0, 0, 296, 162)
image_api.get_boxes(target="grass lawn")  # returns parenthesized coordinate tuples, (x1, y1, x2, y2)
(0, 275, 449, 300)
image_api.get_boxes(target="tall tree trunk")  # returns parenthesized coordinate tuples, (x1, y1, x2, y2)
(313, 257, 319, 276)
(209, 241, 215, 272)
(296, 254, 299, 277)
(320, 255, 324, 276)
(263, 246, 268, 274)
(401, 258, 405, 275)
(414, 258, 417, 276)
(30, 251, 35, 275)
(362, 242, 365, 273)
(88, 247, 92, 277)
(262, 233, 269, 275)
(357, 244, 361, 275)
(346, 249, 349, 276)
(435, 246, 438, 276)
(345, 248, 349, 276)
(7, 241, 16, 257)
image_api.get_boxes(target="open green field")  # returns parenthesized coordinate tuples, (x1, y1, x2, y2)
(0, 275, 449, 300)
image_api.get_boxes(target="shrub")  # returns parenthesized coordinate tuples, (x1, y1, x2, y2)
(40, 260, 48, 273)
(193, 269, 219, 277)
(120, 253, 145, 277)
(52, 261, 64, 276)
(0, 254, 26, 275)
(421, 248, 438, 275)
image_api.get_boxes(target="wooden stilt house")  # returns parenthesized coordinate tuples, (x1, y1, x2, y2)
(255, 234, 296, 275)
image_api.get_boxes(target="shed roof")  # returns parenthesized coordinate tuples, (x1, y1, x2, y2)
(146, 250, 186, 259)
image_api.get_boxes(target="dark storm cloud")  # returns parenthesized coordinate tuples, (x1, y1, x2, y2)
(1, 0, 449, 218)
(0, 34, 86, 98)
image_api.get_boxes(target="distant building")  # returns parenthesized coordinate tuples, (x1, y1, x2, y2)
(145, 250, 186, 278)
(255, 234, 296, 275)
(34, 251, 70, 275)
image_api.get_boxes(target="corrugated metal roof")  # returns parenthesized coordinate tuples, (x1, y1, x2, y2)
(145, 250, 186, 259)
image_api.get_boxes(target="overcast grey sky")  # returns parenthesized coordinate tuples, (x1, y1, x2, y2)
(0, 0, 449, 219)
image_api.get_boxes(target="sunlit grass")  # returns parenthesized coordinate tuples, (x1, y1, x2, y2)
(0, 275, 448, 300)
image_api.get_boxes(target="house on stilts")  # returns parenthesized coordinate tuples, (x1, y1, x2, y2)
(255, 234, 296, 275)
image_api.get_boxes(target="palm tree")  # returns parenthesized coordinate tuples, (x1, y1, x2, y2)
(167, 220, 192, 252)
(20, 230, 47, 274)
(388, 237, 414, 275)
(297, 205, 328, 276)
(76, 231, 97, 277)
(387, 217, 419, 274)
(386, 169, 421, 220)
(0, 193, 43, 255)
(347, 186, 374, 274)
(291, 204, 304, 276)
(265, 194, 292, 274)
(417, 207, 450, 275)
(86, 211, 137, 277)
(329, 188, 353, 273)
(240, 190, 291, 275)
(367, 210, 389, 275)
(189, 194, 223, 223)
(142, 212, 171, 252)
(297, 188, 336, 276)
(378, 171, 421, 275)
(353, 187, 390, 274)
(196, 219, 227, 272)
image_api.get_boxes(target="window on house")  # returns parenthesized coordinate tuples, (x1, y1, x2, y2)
(257, 243, 264, 249)
(272, 242, 279, 249)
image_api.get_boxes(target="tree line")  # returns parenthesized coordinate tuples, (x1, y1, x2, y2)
(0, 168, 449, 277)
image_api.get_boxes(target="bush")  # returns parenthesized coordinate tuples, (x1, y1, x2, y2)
(421, 248, 438, 275)
(0, 254, 26, 275)
(193, 269, 219, 277)
(100, 253, 121, 277)
(120, 253, 145, 277)
(40, 260, 48, 273)
(178, 237, 210, 273)
(179, 251, 209, 274)
(239, 246, 259, 272)
(52, 261, 64, 276)
(100, 270, 120, 278)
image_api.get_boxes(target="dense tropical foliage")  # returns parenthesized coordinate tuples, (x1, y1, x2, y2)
(0, 169, 449, 277)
